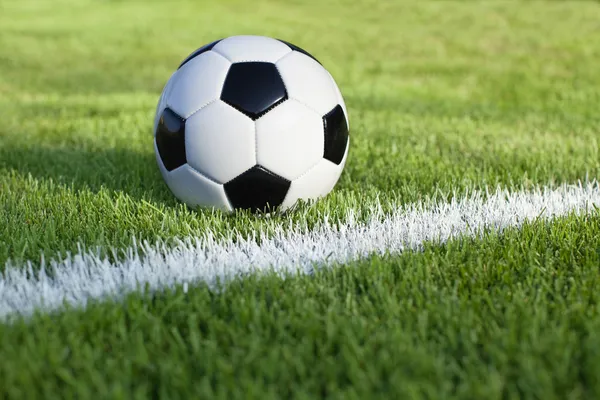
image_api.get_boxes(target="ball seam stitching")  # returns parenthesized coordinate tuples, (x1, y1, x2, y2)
(185, 164, 234, 212)
(185, 98, 219, 120)
(273, 49, 294, 65)
(291, 157, 322, 182)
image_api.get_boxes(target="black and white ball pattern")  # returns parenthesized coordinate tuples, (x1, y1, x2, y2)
(154, 35, 349, 212)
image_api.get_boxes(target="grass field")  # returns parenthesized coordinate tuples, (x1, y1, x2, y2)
(1, 0, 600, 398)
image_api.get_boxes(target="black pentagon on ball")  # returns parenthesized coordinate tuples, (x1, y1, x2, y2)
(323, 104, 349, 165)
(277, 39, 321, 65)
(220, 62, 288, 120)
(178, 39, 222, 69)
(224, 165, 291, 212)
(156, 107, 187, 171)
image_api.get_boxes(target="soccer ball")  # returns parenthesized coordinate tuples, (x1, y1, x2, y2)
(153, 35, 349, 212)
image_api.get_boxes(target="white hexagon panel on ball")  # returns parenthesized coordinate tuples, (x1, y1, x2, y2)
(185, 101, 256, 185)
(255, 100, 324, 182)
(153, 35, 349, 213)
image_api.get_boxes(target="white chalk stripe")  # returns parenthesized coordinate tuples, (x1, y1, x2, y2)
(1, 182, 599, 319)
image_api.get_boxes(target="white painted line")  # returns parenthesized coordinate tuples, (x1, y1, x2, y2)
(1, 182, 599, 319)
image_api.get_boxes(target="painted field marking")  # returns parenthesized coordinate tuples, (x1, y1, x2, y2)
(1, 182, 599, 319)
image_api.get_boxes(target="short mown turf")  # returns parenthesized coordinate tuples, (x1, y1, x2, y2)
(2, 213, 600, 399)
(1, 0, 599, 265)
